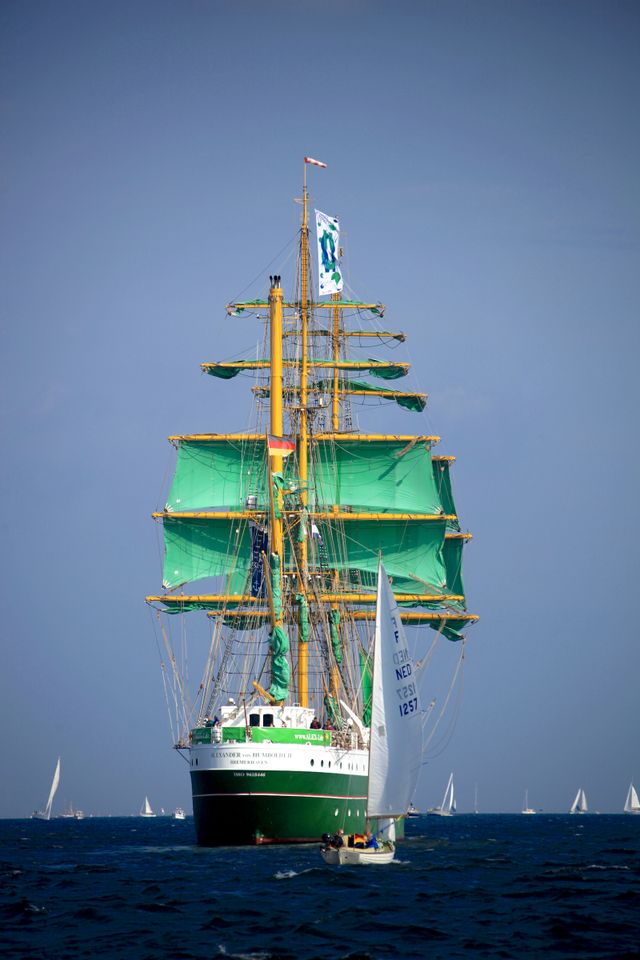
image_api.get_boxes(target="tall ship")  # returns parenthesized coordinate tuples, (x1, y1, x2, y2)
(146, 159, 478, 845)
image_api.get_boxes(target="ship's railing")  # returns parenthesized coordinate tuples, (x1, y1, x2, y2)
(330, 729, 363, 751)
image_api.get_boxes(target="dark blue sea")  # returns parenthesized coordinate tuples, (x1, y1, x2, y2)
(1, 815, 638, 960)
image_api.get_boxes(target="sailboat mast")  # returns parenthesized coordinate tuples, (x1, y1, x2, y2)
(268, 276, 285, 616)
(296, 162, 311, 707)
(331, 292, 341, 431)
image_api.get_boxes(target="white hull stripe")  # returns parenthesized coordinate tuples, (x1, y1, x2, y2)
(193, 791, 367, 800)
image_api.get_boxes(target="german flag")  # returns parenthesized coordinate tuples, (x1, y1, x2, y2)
(268, 435, 295, 457)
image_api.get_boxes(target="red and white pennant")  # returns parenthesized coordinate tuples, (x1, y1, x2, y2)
(304, 156, 328, 168)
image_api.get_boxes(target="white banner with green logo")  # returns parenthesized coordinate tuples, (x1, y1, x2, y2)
(315, 209, 343, 296)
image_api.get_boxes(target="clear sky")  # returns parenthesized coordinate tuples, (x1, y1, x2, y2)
(1, 0, 638, 817)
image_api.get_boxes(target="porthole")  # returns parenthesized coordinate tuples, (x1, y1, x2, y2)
(310, 759, 314, 767)
(348, 809, 351, 816)
(321, 760, 324, 767)
(334, 809, 339, 816)
(328, 762, 331, 768)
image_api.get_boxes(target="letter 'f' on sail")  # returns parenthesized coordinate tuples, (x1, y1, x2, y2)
(366, 560, 423, 821)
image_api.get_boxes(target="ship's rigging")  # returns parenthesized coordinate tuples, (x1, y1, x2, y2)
(147, 161, 477, 752)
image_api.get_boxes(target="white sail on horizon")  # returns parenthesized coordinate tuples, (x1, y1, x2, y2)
(140, 796, 156, 817)
(570, 787, 588, 814)
(624, 783, 640, 814)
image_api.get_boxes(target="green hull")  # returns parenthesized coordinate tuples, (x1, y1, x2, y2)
(191, 767, 368, 845)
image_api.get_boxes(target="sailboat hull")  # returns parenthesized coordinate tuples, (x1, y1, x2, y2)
(190, 742, 369, 845)
(321, 844, 395, 865)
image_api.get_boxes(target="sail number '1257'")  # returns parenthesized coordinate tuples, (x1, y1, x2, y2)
(397, 680, 418, 718)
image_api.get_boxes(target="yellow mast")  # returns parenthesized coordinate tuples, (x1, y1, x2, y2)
(331, 291, 341, 432)
(268, 275, 284, 626)
(329, 292, 342, 699)
(297, 162, 311, 707)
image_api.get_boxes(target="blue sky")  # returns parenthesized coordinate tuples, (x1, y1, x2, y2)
(1, 0, 638, 816)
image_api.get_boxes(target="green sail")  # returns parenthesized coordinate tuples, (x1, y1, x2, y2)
(268, 625, 290, 701)
(367, 358, 408, 380)
(162, 517, 250, 591)
(313, 439, 441, 514)
(167, 438, 444, 516)
(360, 650, 373, 727)
(167, 440, 267, 512)
(443, 537, 465, 603)
(313, 378, 426, 412)
(163, 515, 448, 598)
(318, 517, 447, 596)
(432, 459, 460, 531)
(205, 365, 242, 379)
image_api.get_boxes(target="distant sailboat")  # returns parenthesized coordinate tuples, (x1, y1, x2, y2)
(140, 796, 156, 818)
(60, 802, 85, 820)
(406, 802, 420, 818)
(569, 788, 588, 814)
(521, 789, 536, 815)
(427, 772, 456, 816)
(32, 757, 61, 820)
(474, 783, 479, 814)
(624, 783, 640, 815)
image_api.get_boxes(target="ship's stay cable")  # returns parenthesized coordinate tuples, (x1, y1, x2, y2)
(422, 639, 466, 760)
(227, 230, 299, 305)
(150, 607, 188, 746)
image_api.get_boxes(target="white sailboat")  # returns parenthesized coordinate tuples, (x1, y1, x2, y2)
(321, 560, 423, 865)
(624, 783, 640, 815)
(569, 787, 588, 814)
(521, 789, 536, 814)
(32, 757, 61, 820)
(427, 772, 456, 816)
(140, 796, 156, 818)
(173, 807, 186, 820)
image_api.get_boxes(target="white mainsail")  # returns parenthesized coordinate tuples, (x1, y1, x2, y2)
(140, 796, 156, 817)
(442, 772, 455, 813)
(366, 560, 423, 821)
(624, 783, 640, 814)
(33, 756, 61, 820)
(46, 757, 61, 819)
